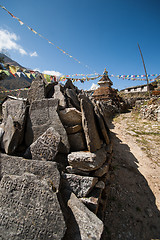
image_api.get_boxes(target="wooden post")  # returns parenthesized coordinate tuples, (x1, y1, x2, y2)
(138, 43, 151, 98)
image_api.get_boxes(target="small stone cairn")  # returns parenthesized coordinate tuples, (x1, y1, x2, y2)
(0, 74, 113, 239)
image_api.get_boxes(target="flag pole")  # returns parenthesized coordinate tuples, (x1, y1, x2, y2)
(137, 43, 151, 98)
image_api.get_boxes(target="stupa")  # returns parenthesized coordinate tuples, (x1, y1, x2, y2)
(93, 69, 119, 101)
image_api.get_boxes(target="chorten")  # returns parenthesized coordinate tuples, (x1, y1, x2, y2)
(97, 68, 113, 88)
(93, 69, 118, 101)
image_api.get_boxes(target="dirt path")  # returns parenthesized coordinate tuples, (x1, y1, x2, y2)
(101, 111, 160, 240)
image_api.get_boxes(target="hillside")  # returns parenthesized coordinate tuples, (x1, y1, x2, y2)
(0, 54, 34, 91)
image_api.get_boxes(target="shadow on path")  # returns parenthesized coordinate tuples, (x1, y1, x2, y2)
(101, 120, 160, 240)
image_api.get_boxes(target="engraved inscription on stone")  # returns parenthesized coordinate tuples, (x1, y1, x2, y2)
(0, 173, 66, 240)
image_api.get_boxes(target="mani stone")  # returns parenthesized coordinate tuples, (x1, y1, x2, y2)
(79, 197, 99, 214)
(0, 173, 66, 240)
(65, 124, 82, 134)
(25, 98, 70, 153)
(2, 116, 24, 154)
(68, 148, 107, 172)
(94, 104, 110, 145)
(66, 193, 103, 240)
(93, 161, 110, 177)
(24, 127, 61, 161)
(66, 166, 89, 176)
(0, 153, 60, 190)
(80, 95, 101, 152)
(62, 173, 98, 198)
(59, 108, 82, 127)
(68, 132, 86, 151)
(65, 88, 80, 111)
(1, 99, 27, 154)
(27, 75, 46, 104)
(2, 98, 27, 124)
(53, 84, 66, 109)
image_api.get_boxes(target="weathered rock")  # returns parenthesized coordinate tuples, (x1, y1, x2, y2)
(66, 88, 80, 110)
(59, 108, 82, 127)
(65, 124, 82, 134)
(2, 98, 27, 124)
(68, 148, 107, 172)
(80, 95, 102, 152)
(95, 181, 105, 190)
(0, 153, 60, 189)
(27, 75, 46, 104)
(62, 173, 98, 198)
(94, 104, 110, 145)
(24, 127, 61, 161)
(66, 193, 103, 240)
(93, 161, 110, 177)
(2, 116, 23, 154)
(53, 84, 66, 109)
(66, 166, 89, 176)
(0, 123, 4, 142)
(45, 81, 57, 98)
(64, 79, 80, 93)
(0, 173, 66, 240)
(1, 99, 27, 154)
(25, 98, 70, 153)
(80, 197, 99, 214)
(68, 132, 86, 151)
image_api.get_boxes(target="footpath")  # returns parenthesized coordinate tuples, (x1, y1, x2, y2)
(102, 111, 160, 240)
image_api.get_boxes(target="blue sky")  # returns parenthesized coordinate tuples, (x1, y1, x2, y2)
(0, 0, 160, 90)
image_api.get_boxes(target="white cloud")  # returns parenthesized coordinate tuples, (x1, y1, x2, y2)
(43, 70, 62, 77)
(0, 29, 27, 55)
(30, 51, 38, 57)
(90, 83, 99, 90)
(33, 68, 41, 72)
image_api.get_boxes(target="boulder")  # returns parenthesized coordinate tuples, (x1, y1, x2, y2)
(0, 153, 60, 190)
(1, 99, 27, 154)
(80, 95, 101, 152)
(68, 148, 107, 172)
(62, 173, 98, 198)
(24, 127, 61, 161)
(0, 173, 66, 240)
(2, 98, 27, 124)
(53, 84, 66, 109)
(65, 88, 80, 110)
(2, 116, 24, 154)
(94, 104, 110, 145)
(66, 166, 90, 176)
(25, 98, 70, 153)
(27, 75, 46, 104)
(68, 132, 86, 151)
(59, 108, 82, 127)
(66, 193, 103, 240)
(79, 197, 99, 214)
(93, 161, 110, 177)
(0, 123, 4, 143)
(45, 81, 57, 98)
(65, 124, 82, 134)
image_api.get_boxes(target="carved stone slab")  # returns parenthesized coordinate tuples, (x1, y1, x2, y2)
(24, 127, 61, 161)
(68, 148, 107, 172)
(80, 95, 101, 152)
(62, 173, 98, 198)
(0, 153, 60, 189)
(66, 193, 103, 240)
(0, 173, 66, 240)
(25, 98, 70, 153)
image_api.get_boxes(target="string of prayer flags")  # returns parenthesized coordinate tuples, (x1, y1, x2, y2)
(0, 4, 91, 70)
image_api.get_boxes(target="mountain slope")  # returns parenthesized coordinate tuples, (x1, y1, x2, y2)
(0, 54, 34, 91)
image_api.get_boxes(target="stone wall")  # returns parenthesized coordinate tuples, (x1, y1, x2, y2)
(0, 76, 113, 239)
(134, 98, 160, 121)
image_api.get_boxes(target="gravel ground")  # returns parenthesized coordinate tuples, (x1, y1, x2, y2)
(101, 111, 160, 240)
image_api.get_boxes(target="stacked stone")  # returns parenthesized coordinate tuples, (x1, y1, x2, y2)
(0, 75, 112, 240)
